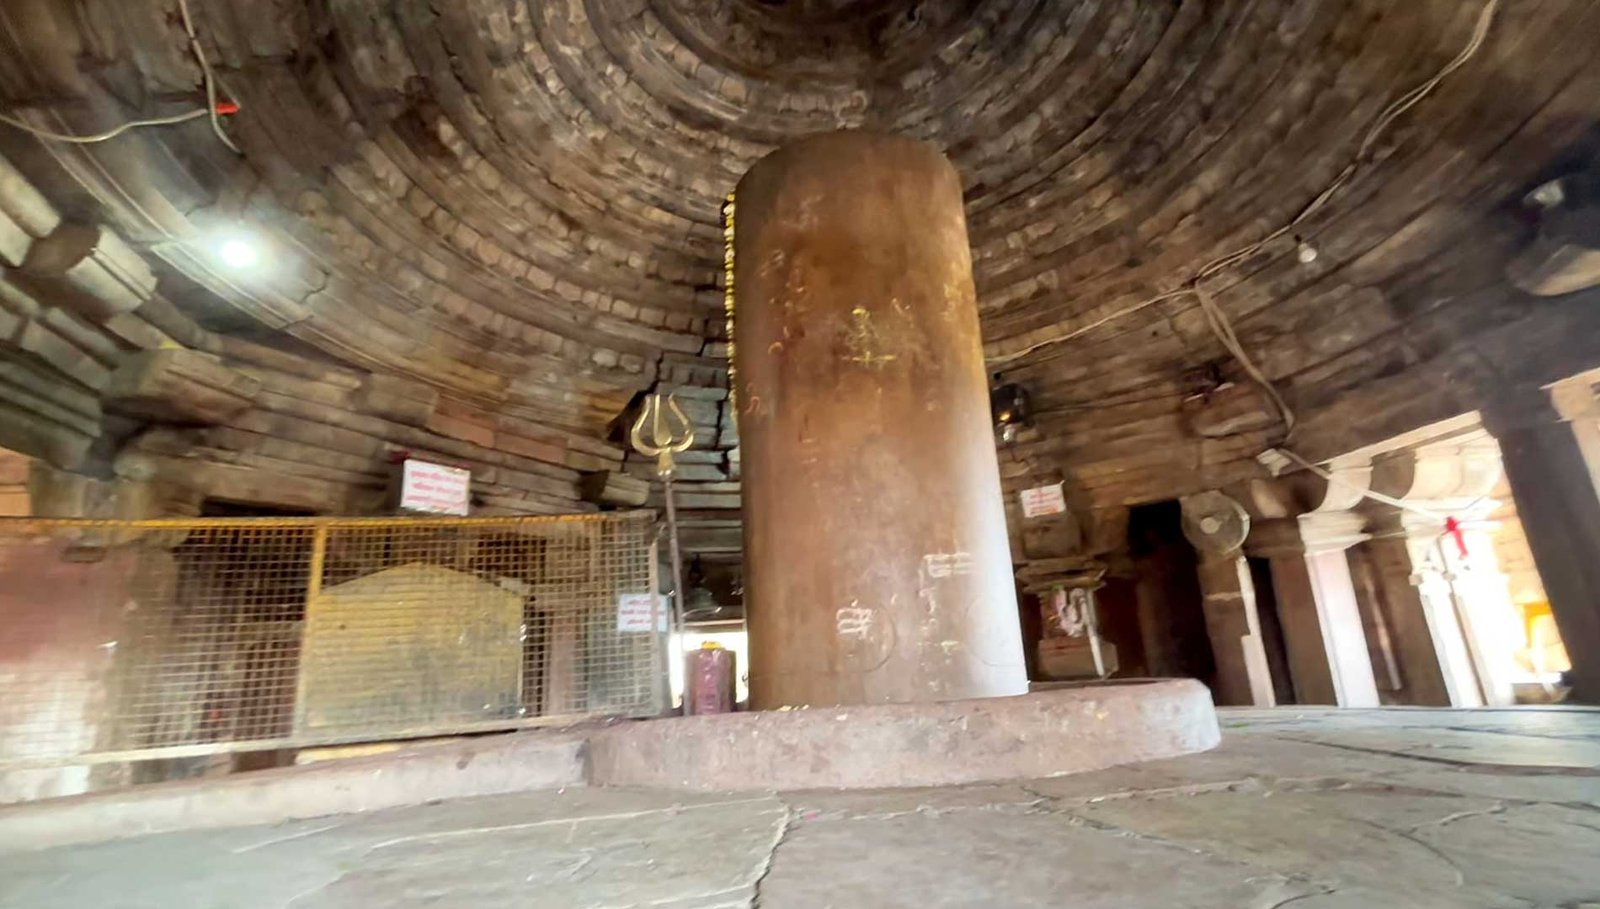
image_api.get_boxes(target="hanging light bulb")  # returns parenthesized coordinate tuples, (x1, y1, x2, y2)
(1295, 237, 1319, 265)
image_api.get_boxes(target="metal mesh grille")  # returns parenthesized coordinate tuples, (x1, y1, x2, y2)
(0, 513, 663, 768)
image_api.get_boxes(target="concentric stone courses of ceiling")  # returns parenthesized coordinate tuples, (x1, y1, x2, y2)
(2, 0, 1599, 560)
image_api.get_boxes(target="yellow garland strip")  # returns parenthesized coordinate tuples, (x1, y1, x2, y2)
(721, 191, 737, 423)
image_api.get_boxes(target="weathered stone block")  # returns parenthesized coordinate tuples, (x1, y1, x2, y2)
(0, 153, 60, 243)
(1181, 382, 1281, 438)
(17, 223, 155, 323)
(106, 349, 261, 424)
(353, 373, 438, 426)
(4, 311, 112, 390)
(0, 207, 31, 267)
(115, 446, 366, 514)
(0, 400, 94, 469)
(578, 470, 650, 507)
(426, 407, 496, 448)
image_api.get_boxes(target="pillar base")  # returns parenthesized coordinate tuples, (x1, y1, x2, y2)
(589, 679, 1219, 791)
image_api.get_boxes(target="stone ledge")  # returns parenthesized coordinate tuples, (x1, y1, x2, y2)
(0, 733, 587, 852)
(0, 681, 1218, 851)
(588, 680, 1219, 792)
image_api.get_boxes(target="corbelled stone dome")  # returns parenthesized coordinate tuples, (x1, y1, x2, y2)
(1, 0, 1597, 559)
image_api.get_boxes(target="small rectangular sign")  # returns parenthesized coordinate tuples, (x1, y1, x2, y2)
(400, 459, 472, 515)
(617, 592, 667, 633)
(1019, 483, 1067, 518)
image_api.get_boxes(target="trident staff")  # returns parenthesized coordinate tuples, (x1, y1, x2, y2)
(629, 393, 695, 644)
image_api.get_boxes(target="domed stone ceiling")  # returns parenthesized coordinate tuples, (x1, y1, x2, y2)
(2, 1, 1599, 553)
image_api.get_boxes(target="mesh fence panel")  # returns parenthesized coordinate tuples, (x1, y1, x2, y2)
(0, 513, 663, 768)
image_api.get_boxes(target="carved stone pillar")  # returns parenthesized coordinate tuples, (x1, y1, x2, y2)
(1438, 512, 1521, 706)
(1360, 514, 1486, 706)
(1357, 439, 1508, 706)
(1241, 471, 1379, 707)
(1180, 492, 1273, 706)
(1483, 377, 1600, 703)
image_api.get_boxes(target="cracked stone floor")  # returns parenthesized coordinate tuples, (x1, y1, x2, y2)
(3, 708, 1600, 908)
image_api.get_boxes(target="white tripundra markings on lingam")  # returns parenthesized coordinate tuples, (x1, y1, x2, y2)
(796, 195, 819, 230)
(920, 551, 972, 580)
(835, 601, 873, 639)
(845, 306, 897, 367)
(759, 249, 785, 278)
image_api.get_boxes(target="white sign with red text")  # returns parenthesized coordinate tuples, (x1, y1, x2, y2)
(617, 592, 667, 633)
(1019, 483, 1067, 518)
(400, 459, 471, 515)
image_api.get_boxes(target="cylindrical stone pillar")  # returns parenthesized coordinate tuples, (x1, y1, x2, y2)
(734, 131, 1027, 709)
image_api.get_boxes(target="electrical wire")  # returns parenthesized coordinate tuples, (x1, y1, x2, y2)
(1193, 284, 1296, 439)
(994, 0, 1502, 523)
(176, 0, 241, 154)
(0, 0, 241, 152)
(987, 0, 1501, 368)
(1192, 0, 1499, 508)
(988, 288, 1195, 366)
(0, 108, 210, 144)
(1194, 0, 1500, 283)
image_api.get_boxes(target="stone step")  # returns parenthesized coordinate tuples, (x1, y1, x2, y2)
(0, 732, 587, 852)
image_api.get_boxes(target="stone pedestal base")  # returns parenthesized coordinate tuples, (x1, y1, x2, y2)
(2, 682, 1219, 849)
(589, 679, 1218, 791)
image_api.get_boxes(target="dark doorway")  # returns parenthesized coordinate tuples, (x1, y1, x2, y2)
(1127, 501, 1217, 690)
(200, 500, 314, 518)
(1095, 576, 1147, 677)
(1247, 556, 1297, 704)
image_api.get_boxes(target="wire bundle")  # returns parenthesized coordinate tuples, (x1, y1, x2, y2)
(0, 0, 240, 152)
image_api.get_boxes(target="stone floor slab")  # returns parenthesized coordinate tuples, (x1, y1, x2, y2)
(3, 707, 1599, 908)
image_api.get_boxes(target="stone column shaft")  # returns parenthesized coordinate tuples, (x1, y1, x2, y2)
(1358, 531, 1484, 706)
(1195, 550, 1276, 706)
(1249, 513, 1380, 707)
(733, 131, 1026, 708)
(1485, 379, 1600, 702)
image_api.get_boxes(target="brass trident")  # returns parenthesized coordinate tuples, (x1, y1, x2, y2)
(629, 394, 695, 660)
(630, 393, 695, 477)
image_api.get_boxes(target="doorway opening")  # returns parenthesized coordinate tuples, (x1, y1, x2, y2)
(1126, 500, 1217, 692)
(1246, 556, 1297, 705)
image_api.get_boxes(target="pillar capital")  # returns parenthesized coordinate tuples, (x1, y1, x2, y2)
(1552, 378, 1600, 422)
(1247, 511, 1367, 557)
(1368, 438, 1501, 505)
(1298, 510, 1371, 554)
(1481, 376, 1600, 437)
(1362, 440, 1501, 541)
